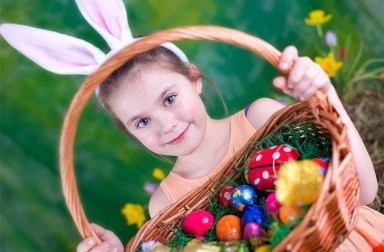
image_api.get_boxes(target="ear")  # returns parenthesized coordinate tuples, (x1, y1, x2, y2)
(189, 64, 203, 94)
(0, 23, 105, 75)
(76, 0, 131, 49)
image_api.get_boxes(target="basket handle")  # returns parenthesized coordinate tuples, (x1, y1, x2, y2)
(60, 25, 302, 242)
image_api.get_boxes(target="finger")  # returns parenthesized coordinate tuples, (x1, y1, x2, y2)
(279, 46, 299, 71)
(273, 76, 295, 97)
(288, 57, 311, 89)
(273, 76, 287, 91)
(91, 224, 117, 242)
(89, 242, 111, 252)
(313, 72, 332, 93)
(301, 84, 317, 101)
(292, 64, 319, 98)
(302, 71, 332, 100)
(77, 237, 97, 252)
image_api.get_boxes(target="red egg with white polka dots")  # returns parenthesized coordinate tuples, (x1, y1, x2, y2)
(245, 144, 300, 192)
(218, 185, 236, 208)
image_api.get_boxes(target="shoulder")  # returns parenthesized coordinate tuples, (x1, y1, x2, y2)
(246, 98, 285, 129)
(148, 186, 171, 218)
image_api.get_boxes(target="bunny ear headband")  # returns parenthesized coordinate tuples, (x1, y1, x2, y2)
(0, 0, 188, 76)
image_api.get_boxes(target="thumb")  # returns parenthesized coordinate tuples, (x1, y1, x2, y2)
(90, 223, 115, 241)
(273, 76, 294, 97)
(273, 76, 287, 91)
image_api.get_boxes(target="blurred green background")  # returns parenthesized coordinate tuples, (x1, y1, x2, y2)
(0, 0, 383, 251)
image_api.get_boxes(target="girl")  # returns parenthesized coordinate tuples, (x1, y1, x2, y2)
(1, 1, 382, 251)
(76, 45, 383, 252)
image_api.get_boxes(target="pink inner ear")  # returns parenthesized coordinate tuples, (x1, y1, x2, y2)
(1, 23, 105, 75)
(38, 44, 100, 68)
(77, 0, 127, 41)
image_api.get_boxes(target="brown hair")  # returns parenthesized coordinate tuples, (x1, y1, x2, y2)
(98, 46, 199, 134)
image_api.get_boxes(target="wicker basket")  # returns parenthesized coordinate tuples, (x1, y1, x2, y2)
(59, 26, 360, 252)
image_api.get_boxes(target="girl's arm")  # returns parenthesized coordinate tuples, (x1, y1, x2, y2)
(148, 187, 172, 218)
(326, 85, 377, 205)
(272, 46, 378, 205)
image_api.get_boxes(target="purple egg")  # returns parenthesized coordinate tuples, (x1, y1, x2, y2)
(265, 192, 281, 215)
(243, 222, 266, 246)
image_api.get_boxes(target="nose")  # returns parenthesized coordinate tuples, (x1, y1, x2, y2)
(159, 111, 178, 134)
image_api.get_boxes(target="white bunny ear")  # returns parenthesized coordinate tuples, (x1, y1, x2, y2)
(76, 0, 132, 50)
(0, 23, 106, 75)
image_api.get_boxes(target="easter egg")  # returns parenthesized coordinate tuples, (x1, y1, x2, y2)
(186, 238, 203, 247)
(255, 245, 271, 252)
(243, 222, 266, 246)
(279, 205, 306, 226)
(182, 210, 214, 237)
(313, 157, 330, 176)
(230, 185, 259, 212)
(246, 144, 300, 192)
(265, 192, 281, 216)
(218, 185, 235, 208)
(242, 205, 267, 227)
(216, 215, 242, 241)
(276, 159, 323, 206)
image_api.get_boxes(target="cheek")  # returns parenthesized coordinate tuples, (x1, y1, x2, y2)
(131, 131, 161, 151)
(189, 100, 207, 124)
(180, 95, 206, 119)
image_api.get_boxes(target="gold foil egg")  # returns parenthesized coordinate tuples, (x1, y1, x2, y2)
(276, 159, 323, 206)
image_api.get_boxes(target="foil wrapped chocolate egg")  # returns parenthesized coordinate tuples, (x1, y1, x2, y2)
(216, 215, 242, 241)
(255, 245, 271, 252)
(242, 205, 267, 227)
(218, 185, 235, 208)
(276, 159, 323, 206)
(230, 185, 259, 212)
(265, 192, 281, 216)
(182, 210, 214, 237)
(279, 205, 306, 226)
(246, 145, 300, 192)
(243, 222, 266, 247)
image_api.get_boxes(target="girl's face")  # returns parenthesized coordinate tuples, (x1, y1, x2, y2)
(109, 65, 208, 157)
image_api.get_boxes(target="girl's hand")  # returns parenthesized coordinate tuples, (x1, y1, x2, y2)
(273, 46, 331, 101)
(76, 224, 124, 252)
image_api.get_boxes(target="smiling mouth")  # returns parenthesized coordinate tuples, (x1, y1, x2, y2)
(166, 124, 190, 145)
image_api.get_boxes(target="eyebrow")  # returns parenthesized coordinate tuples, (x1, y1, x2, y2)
(126, 84, 177, 125)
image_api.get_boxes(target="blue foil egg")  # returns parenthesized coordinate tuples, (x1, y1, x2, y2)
(242, 205, 267, 227)
(230, 185, 259, 212)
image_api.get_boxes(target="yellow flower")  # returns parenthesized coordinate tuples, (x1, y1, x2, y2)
(121, 203, 146, 228)
(305, 10, 332, 26)
(315, 53, 343, 78)
(152, 168, 165, 181)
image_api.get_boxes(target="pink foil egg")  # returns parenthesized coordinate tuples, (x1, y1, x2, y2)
(243, 222, 266, 246)
(246, 144, 300, 192)
(218, 185, 235, 208)
(182, 210, 215, 237)
(265, 192, 281, 215)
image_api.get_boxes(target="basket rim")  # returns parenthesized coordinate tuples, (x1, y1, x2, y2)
(57, 25, 359, 251)
(59, 25, 283, 241)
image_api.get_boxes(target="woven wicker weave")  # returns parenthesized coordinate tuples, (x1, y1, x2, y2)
(59, 26, 359, 252)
